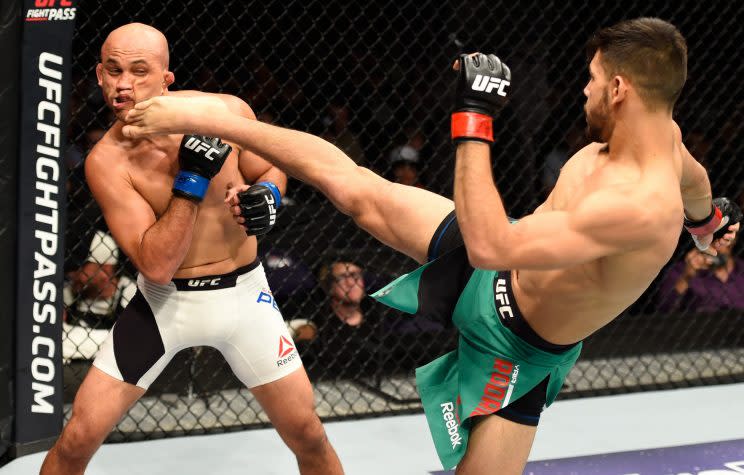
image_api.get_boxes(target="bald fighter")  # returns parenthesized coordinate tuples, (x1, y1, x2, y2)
(40, 23, 342, 475)
(122, 18, 740, 474)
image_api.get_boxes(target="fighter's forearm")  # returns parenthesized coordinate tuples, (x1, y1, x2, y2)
(253, 166, 288, 196)
(454, 142, 510, 267)
(680, 152, 713, 221)
(137, 196, 198, 284)
(682, 175, 713, 221)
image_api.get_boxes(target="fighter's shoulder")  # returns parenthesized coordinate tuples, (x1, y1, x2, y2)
(672, 120, 683, 143)
(561, 142, 604, 172)
(573, 141, 605, 159)
(170, 90, 256, 119)
(581, 183, 675, 232)
(84, 130, 130, 180)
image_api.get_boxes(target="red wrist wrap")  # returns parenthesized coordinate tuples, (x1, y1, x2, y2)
(451, 112, 493, 143)
(684, 206, 723, 235)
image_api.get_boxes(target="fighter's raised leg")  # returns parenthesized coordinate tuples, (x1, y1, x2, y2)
(125, 97, 454, 263)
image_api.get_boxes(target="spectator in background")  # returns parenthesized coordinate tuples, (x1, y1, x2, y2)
(658, 234, 744, 313)
(63, 230, 136, 362)
(303, 257, 447, 380)
(388, 144, 425, 188)
(318, 260, 367, 326)
(303, 258, 397, 379)
(315, 257, 441, 336)
(302, 258, 389, 378)
(320, 98, 366, 166)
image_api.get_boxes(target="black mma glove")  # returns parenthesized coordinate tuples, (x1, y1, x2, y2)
(237, 182, 281, 236)
(172, 135, 232, 202)
(684, 197, 742, 250)
(451, 53, 511, 144)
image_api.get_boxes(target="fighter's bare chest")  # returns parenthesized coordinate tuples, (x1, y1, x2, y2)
(126, 140, 242, 216)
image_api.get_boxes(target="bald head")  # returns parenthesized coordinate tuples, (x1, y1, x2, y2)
(101, 23, 169, 69)
(97, 22, 174, 121)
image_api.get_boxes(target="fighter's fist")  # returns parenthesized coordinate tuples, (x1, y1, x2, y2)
(451, 53, 511, 143)
(172, 135, 232, 202)
(684, 197, 742, 253)
(236, 182, 281, 236)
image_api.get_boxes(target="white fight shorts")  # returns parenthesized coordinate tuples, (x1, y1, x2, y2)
(93, 259, 302, 389)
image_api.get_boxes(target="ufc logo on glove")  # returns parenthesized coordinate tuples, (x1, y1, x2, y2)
(470, 74, 510, 96)
(183, 136, 222, 160)
(264, 196, 277, 226)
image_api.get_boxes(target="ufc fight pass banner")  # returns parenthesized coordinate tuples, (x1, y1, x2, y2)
(16, 0, 77, 445)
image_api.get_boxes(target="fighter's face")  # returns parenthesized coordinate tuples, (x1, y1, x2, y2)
(96, 49, 171, 121)
(583, 53, 613, 143)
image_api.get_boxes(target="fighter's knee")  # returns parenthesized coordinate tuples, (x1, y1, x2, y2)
(56, 412, 105, 459)
(283, 414, 329, 455)
(326, 166, 385, 218)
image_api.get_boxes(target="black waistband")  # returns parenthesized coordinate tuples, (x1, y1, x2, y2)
(494, 270, 578, 354)
(171, 258, 260, 291)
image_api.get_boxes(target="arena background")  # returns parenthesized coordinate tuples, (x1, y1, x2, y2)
(2, 0, 743, 462)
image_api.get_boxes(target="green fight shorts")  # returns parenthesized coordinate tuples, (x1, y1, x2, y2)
(372, 245, 582, 469)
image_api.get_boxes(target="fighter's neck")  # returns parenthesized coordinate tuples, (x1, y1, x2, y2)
(606, 111, 674, 163)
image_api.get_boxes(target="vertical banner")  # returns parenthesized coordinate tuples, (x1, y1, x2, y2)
(15, 0, 77, 452)
(0, 0, 22, 465)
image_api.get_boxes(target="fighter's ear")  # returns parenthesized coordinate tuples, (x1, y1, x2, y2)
(610, 75, 628, 105)
(163, 70, 175, 90)
(96, 63, 104, 87)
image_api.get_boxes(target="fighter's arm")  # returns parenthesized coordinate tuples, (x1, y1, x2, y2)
(674, 122, 741, 250)
(203, 94, 288, 236)
(85, 145, 198, 284)
(675, 122, 713, 221)
(454, 142, 657, 270)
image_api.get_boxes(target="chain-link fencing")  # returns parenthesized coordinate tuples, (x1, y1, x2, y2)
(63, 0, 744, 441)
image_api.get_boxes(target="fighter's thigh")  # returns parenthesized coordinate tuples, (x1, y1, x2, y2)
(351, 167, 454, 263)
(65, 366, 145, 445)
(219, 283, 301, 387)
(456, 415, 537, 475)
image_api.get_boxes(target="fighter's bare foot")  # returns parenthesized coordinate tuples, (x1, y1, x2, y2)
(122, 95, 229, 139)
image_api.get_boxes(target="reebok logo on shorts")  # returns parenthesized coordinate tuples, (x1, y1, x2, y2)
(276, 336, 297, 367)
(440, 401, 463, 449)
(278, 336, 294, 358)
(470, 358, 518, 417)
